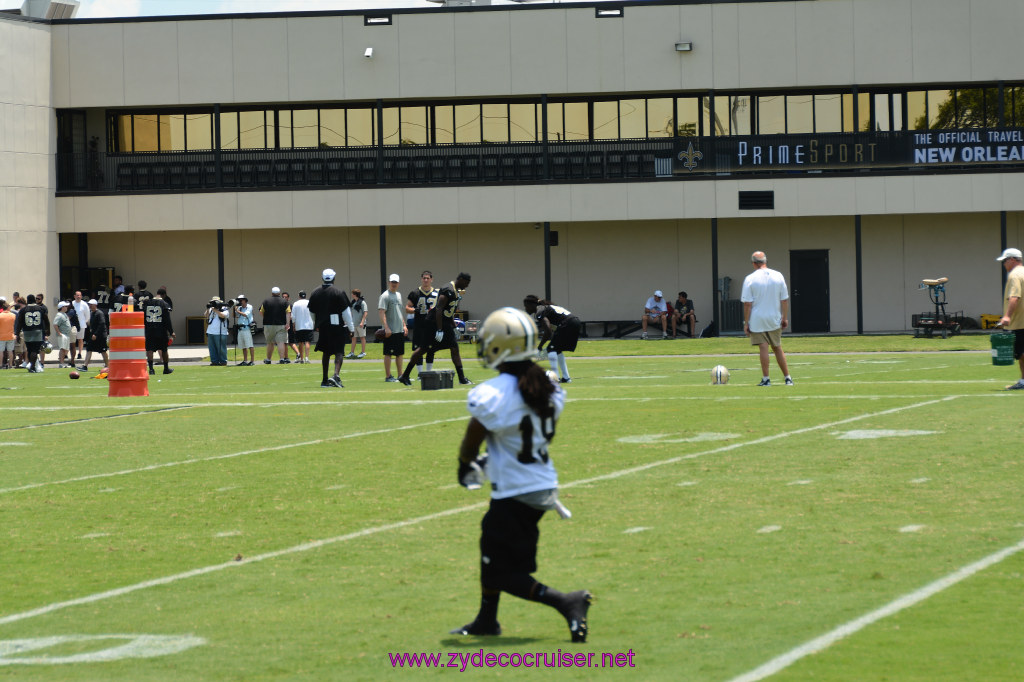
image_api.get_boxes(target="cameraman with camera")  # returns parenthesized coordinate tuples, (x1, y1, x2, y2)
(206, 296, 230, 366)
(234, 295, 255, 366)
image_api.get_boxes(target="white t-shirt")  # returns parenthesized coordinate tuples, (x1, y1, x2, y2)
(645, 297, 668, 313)
(741, 267, 790, 333)
(467, 371, 565, 500)
(291, 299, 313, 331)
(72, 299, 89, 330)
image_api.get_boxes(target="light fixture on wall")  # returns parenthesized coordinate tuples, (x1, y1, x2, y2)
(364, 47, 374, 59)
(675, 42, 693, 52)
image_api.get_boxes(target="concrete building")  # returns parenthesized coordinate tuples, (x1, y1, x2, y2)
(2, 0, 1023, 337)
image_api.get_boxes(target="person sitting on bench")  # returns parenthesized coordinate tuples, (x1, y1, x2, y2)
(642, 290, 669, 339)
(672, 291, 697, 338)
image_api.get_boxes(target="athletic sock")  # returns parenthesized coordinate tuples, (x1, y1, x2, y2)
(425, 362, 433, 371)
(557, 353, 569, 380)
(456, 366, 467, 382)
(475, 590, 501, 624)
(547, 351, 558, 375)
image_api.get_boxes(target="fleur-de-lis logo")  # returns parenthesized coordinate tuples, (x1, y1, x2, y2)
(677, 142, 703, 171)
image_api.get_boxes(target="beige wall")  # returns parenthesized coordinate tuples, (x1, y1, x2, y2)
(50, 0, 1024, 109)
(0, 17, 56, 304)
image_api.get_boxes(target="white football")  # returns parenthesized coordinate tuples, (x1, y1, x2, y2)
(711, 364, 730, 385)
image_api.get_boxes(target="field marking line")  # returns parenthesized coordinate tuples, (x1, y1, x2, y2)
(726, 536, 1024, 682)
(0, 406, 194, 433)
(0, 417, 464, 496)
(0, 396, 955, 627)
(0, 501, 488, 629)
(560, 396, 958, 489)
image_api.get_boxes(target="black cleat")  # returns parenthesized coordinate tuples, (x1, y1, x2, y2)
(560, 590, 592, 643)
(449, 620, 501, 636)
(163, 367, 174, 375)
(459, 377, 474, 385)
(397, 375, 412, 386)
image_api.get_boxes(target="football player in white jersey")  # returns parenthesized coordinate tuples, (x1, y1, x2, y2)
(450, 307, 592, 643)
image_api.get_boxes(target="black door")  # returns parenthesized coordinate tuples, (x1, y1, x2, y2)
(789, 250, 830, 333)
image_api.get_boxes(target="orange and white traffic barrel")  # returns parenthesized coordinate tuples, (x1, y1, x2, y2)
(107, 311, 149, 397)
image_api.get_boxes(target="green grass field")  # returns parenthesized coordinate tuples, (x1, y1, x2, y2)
(1, 337, 1022, 681)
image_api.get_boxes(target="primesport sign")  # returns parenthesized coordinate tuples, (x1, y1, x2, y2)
(669, 128, 1024, 174)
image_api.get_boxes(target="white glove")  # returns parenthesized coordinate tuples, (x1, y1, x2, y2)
(434, 330, 444, 343)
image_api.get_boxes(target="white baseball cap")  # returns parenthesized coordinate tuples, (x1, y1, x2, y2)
(389, 273, 400, 283)
(57, 301, 69, 309)
(996, 247, 1022, 261)
(322, 268, 336, 282)
(271, 286, 281, 294)
(88, 299, 98, 305)
(654, 290, 663, 297)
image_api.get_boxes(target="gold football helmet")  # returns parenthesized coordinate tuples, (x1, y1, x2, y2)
(477, 307, 539, 369)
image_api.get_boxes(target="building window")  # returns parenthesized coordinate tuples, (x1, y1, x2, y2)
(455, 104, 481, 144)
(481, 103, 509, 143)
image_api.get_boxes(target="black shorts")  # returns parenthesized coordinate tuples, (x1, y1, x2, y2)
(383, 333, 405, 357)
(412, 324, 434, 352)
(145, 334, 169, 352)
(1015, 329, 1024, 360)
(25, 340, 43, 355)
(86, 336, 108, 353)
(548, 317, 581, 353)
(429, 327, 459, 351)
(314, 326, 350, 355)
(479, 497, 545, 586)
(295, 329, 314, 343)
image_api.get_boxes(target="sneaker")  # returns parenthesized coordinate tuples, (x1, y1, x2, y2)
(356, 352, 366, 359)
(77, 365, 88, 371)
(321, 380, 333, 388)
(263, 359, 272, 365)
(758, 378, 771, 386)
(345, 352, 356, 359)
(559, 590, 593, 643)
(397, 375, 412, 386)
(459, 377, 474, 385)
(163, 367, 174, 375)
(148, 367, 156, 375)
(662, 333, 669, 339)
(330, 376, 343, 388)
(278, 359, 290, 364)
(785, 377, 794, 386)
(449, 620, 501, 636)
(1007, 380, 1024, 390)
(560, 378, 572, 384)
(385, 376, 398, 383)
(641, 332, 648, 340)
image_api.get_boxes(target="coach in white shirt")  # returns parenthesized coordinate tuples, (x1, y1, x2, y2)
(741, 251, 793, 387)
(71, 290, 90, 360)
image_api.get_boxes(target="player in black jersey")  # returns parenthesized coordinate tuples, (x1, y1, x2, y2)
(309, 268, 354, 387)
(143, 291, 174, 374)
(398, 272, 471, 386)
(524, 295, 581, 384)
(406, 270, 439, 378)
(135, 280, 154, 309)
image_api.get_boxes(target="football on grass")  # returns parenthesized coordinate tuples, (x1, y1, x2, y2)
(711, 364, 730, 385)
(375, 328, 387, 341)
(69, 370, 80, 380)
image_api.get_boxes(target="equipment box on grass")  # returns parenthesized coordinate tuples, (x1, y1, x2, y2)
(421, 370, 454, 390)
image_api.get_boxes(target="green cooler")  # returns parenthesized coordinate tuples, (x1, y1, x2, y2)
(991, 332, 1015, 366)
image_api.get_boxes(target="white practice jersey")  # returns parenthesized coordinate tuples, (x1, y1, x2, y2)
(467, 371, 565, 499)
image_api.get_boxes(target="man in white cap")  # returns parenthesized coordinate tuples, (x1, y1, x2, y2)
(53, 301, 73, 368)
(378, 273, 408, 382)
(234, 294, 255, 366)
(997, 247, 1024, 390)
(309, 268, 354, 387)
(742, 250, 793, 386)
(260, 286, 291, 364)
(641, 290, 669, 339)
(79, 298, 109, 371)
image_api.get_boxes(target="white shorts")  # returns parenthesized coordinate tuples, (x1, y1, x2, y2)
(56, 333, 70, 351)
(75, 326, 85, 340)
(237, 326, 254, 349)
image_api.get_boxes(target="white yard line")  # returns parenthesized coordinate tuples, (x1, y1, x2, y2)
(727, 537, 1024, 682)
(0, 417, 465, 495)
(0, 396, 956, 626)
(0, 406, 193, 432)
